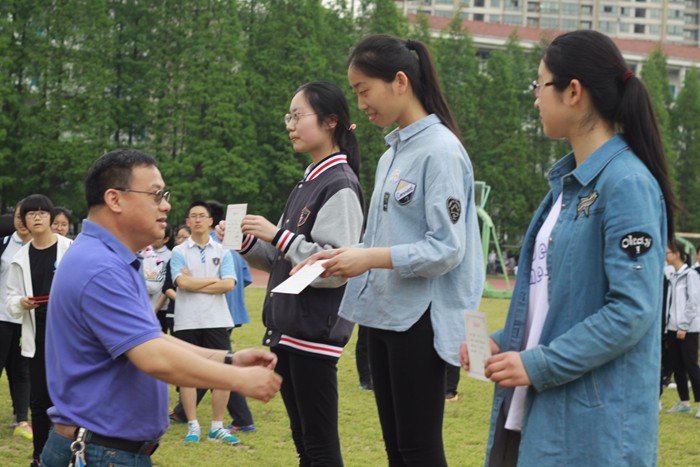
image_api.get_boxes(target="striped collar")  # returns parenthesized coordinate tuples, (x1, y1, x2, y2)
(303, 153, 347, 182)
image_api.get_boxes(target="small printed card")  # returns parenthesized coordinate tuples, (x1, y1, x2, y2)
(271, 260, 328, 295)
(222, 203, 247, 250)
(464, 310, 492, 382)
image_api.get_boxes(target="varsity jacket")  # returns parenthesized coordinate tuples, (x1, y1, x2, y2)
(241, 153, 364, 360)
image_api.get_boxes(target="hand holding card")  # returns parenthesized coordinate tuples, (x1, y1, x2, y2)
(28, 295, 49, 305)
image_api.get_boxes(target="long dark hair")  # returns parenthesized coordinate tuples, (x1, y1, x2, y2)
(347, 34, 463, 145)
(295, 81, 360, 177)
(543, 30, 678, 239)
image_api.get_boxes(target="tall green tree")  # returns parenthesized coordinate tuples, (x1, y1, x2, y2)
(470, 48, 537, 242)
(0, 0, 113, 215)
(146, 0, 254, 219)
(641, 47, 677, 191)
(671, 68, 700, 232)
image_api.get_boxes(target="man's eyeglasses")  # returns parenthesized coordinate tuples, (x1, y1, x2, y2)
(530, 80, 557, 98)
(188, 213, 210, 220)
(284, 112, 316, 126)
(115, 188, 170, 204)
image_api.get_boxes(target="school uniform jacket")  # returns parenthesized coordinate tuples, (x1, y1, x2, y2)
(241, 153, 364, 360)
(7, 234, 73, 358)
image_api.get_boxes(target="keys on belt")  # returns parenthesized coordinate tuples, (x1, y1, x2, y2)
(55, 423, 159, 459)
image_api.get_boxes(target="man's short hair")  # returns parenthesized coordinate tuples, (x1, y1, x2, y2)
(20, 194, 55, 227)
(187, 200, 211, 217)
(85, 149, 157, 210)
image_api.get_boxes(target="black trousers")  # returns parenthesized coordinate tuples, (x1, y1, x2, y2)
(0, 321, 30, 422)
(445, 364, 461, 396)
(667, 331, 700, 402)
(31, 331, 52, 461)
(368, 309, 448, 467)
(355, 325, 372, 387)
(274, 347, 343, 467)
(488, 404, 521, 467)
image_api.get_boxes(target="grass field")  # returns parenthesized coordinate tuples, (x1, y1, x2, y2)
(0, 288, 699, 466)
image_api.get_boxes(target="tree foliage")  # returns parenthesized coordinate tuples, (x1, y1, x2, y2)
(0, 1, 694, 244)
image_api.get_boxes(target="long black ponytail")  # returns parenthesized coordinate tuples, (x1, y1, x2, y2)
(347, 34, 464, 147)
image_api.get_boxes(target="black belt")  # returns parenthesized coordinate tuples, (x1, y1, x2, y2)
(54, 424, 159, 456)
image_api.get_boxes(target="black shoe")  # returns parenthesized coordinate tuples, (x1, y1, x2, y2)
(359, 382, 374, 391)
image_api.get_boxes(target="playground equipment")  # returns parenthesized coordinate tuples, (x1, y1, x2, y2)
(474, 181, 513, 299)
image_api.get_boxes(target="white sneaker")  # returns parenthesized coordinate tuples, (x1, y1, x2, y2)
(667, 401, 692, 414)
(695, 406, 700, 419)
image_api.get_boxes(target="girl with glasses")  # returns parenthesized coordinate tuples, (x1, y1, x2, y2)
(464, 30, 677, 466)
(235, 81, 365, 466)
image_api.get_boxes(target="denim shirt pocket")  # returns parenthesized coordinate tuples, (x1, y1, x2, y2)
(570, 372, 603, 408)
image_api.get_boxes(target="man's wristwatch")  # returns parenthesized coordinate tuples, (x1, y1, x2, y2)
(224, 351, 234, 365)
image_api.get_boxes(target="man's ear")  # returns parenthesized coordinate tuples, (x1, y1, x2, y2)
(103, 189, 124, 213)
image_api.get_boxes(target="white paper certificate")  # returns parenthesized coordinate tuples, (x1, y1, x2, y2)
(222, 204, 247, 250)
(271, 260, 329, 295)
(464, 310, 492, 382)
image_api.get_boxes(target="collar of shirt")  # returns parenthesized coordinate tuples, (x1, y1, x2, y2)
(81, 219, 141, 271)
(672, 264, 689, 278)
(10, 231, 25, 245)
(384, 114, 441, 147)
(303, 153, 348, 182)
(547, 134, 628, 200)
(185, 236, 215, 250)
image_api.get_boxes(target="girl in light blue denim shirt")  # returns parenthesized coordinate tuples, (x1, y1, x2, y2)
(461, 30, 678, 467)
(297, 34, 484, 466)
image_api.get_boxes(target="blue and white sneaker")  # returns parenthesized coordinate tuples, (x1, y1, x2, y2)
(226, 423, 256, 433)
(208, 427, 240, 445)
(184, 425, 200, 442)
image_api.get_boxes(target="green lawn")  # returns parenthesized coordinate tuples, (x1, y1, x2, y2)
(0, 289, 698, 466)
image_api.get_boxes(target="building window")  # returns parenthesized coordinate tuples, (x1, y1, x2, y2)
(527, 17, 540, 26)
(491, 0, 500, 6)
(635, 8, 645, 17)
(527, 1, 540, 12)
(474, 13, 485, 20)
(581, 4, 593, 14)
(603, 5, 615, 14)
(599, 21, 616, 32)
(562, 18, 577, 29)
(542, 2, 559, 13)
(621, 7, 629, 15)
(649, 24, 660, 34)
(562, 2, 578, 14)
(504, 14, 522, 24)
(474, 0, 485, 6)
(620, 23, 630, 32)
(634, 23, 645, 33)
(581, 20, 592, 28)
(541, 17, 559, 28)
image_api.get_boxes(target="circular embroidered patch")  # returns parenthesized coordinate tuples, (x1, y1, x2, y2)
(619, 232, 652, 257)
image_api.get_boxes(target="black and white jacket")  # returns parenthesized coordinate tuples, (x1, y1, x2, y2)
(241, 153, 365, 360)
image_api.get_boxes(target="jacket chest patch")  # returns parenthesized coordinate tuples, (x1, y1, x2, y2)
(394, 180, 416, 205)
(298, 207, 311, 227)
(576, 190, 599, 219)
(620, 231, 652, 257)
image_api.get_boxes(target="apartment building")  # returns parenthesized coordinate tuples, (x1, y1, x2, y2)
(399, 0, 700, 46)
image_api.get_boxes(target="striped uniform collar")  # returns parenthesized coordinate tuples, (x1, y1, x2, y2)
(303, 153, 347, 182)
